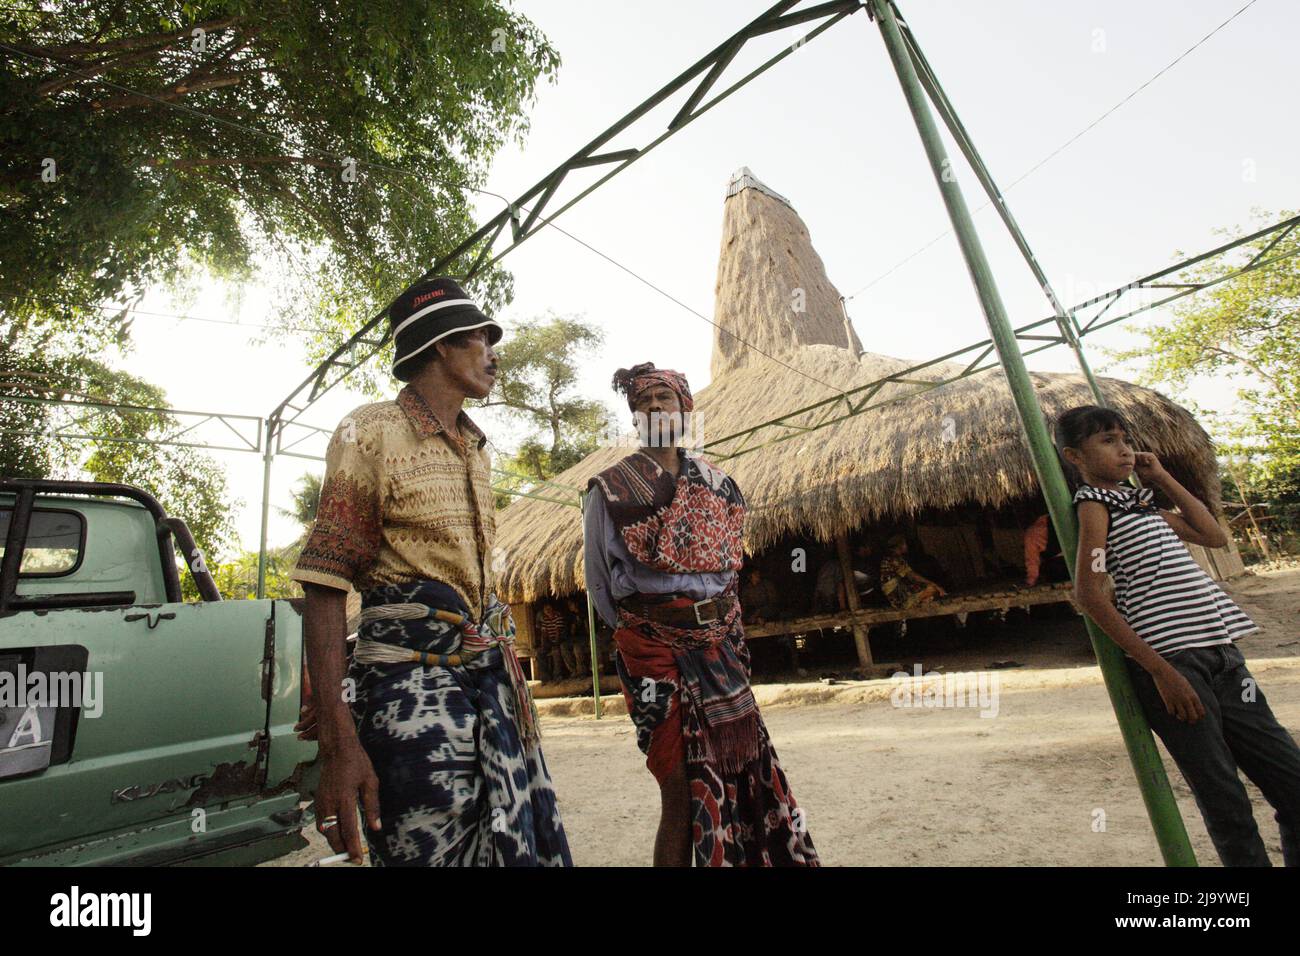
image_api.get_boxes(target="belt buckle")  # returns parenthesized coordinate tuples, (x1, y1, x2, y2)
(693, 598, 719, 625)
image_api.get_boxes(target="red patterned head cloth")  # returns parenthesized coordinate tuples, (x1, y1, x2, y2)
(611, 362, 694, 413)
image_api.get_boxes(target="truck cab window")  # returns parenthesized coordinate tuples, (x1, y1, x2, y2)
(0, 509, 84, 576)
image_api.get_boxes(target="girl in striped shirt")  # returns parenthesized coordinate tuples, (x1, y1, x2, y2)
(1057, 404, 1300, 866)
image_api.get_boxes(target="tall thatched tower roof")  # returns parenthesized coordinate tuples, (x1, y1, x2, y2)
(711, 167, 863, 378)
(490, 170, 1222, 604)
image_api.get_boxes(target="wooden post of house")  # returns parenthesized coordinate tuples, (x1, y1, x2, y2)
(835, 532, 874, 672)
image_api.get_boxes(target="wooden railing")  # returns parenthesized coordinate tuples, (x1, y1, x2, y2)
(743, 581, 1077, 641)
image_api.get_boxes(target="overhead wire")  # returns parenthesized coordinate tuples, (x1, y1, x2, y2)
(10, 3, 1266, 472)
(843, 0, 1263, 301)
(2, 21, 857, 402)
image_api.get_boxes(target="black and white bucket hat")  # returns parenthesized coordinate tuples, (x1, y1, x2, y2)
(389, 277, 503, 381)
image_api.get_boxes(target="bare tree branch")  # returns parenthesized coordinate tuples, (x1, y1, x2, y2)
(91, 70, 269, 109)
(19, 15, 244, 58)
(156, 154, 343, 171)
(33, 44, 159, 97)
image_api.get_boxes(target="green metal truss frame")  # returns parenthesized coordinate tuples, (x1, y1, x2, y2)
(263, 0, 863, 447)
(0, 393, 582, 505)
(4, 0, 1293, 862)
(10, 207, 1290, 508)
(701, 212, 1300, 464)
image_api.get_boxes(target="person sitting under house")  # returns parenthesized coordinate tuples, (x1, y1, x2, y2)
(811, 543, 873, 614)
(879, 533, 947, 610)
(1023, 513, 1069, 587)
(742, 566, 780, 623)
(741, 565, 800, 676)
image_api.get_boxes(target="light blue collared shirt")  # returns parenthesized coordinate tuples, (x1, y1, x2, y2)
(582, 483, 735, 630)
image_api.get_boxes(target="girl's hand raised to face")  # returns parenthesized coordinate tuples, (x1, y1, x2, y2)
(1134, 451, 1170, 485)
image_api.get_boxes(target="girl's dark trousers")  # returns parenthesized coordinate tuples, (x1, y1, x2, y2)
(1126, 642, 1300, 866)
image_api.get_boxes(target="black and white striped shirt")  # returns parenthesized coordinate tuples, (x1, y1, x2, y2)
(1073, 483, 1257, 658)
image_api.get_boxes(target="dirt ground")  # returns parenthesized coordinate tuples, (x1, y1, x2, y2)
(269, 565, 1300, 867)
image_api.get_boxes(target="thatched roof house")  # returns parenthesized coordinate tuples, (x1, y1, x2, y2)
(494, 168, 1231, 607)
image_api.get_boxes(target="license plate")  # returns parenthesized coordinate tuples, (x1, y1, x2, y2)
(0, 704, 56, 780)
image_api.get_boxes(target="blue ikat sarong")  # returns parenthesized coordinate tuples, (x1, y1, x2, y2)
(349, 579, 572, 867)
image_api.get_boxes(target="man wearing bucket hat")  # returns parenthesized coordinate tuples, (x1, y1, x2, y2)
(293, 277, 572, 867)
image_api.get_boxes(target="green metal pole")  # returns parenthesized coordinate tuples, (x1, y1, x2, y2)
(871, 0, 1195, 865)
(580, 490, 603, 719)
(896, 18, 1109, 405)
(897, 9, 1153, 498)
(256, 422, 274, 600)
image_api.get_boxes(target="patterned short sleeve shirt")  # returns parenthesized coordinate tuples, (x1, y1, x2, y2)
(291, 385, 497, 617)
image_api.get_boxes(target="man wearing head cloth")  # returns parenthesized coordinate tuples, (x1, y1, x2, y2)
(292, 277, 571, 867)
(583, 361, 819, 867)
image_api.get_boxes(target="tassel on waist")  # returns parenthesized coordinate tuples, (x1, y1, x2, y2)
(351, 598, 541, 749)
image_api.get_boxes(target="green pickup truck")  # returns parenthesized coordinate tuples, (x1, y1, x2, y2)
(0, 478, 319, 866)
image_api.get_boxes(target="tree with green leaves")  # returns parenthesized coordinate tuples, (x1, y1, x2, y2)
(2, 1, 558, 358)
(211, 543, 299, 600)
(1108, 210, 1299, 539)
(207, 472, 319, 600)
(0, 348, 237, 559)
(277, 471, 322, 538)
(2, 2, 561, 566)
(483, 313, 612, 507)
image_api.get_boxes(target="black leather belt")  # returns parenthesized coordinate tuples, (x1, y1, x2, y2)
(618, 592, 735, 627)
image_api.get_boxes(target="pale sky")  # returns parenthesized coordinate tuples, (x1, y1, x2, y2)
(109, 0, 1298, 554)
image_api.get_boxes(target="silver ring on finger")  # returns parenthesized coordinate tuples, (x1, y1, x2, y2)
(320, 816, 340, 830)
